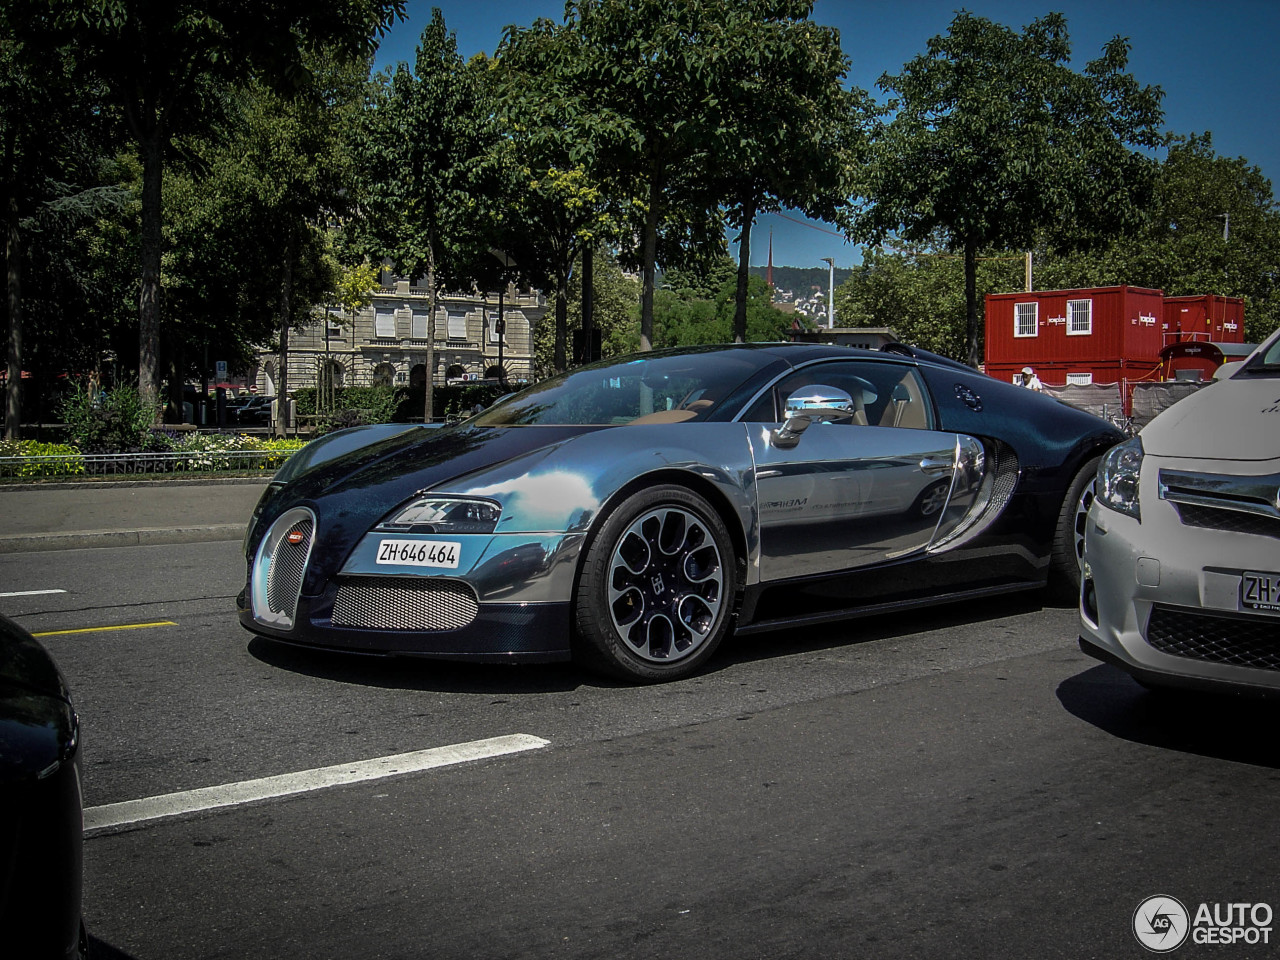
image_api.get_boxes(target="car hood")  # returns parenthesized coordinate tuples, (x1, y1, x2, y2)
(1141, 377, 1280, 461)
(251, 423, 608, 579)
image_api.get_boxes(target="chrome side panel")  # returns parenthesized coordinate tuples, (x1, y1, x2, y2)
(748, 422, 962, 581)
(928, 435, 988, 546)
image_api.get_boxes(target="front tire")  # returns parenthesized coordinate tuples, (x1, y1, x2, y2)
(574, 485, 737, 682)
(1049, 455, 1100, 602)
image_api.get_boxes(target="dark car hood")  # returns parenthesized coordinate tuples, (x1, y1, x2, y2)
(252, 423, 606, 585)
(0, 613, 70, 703)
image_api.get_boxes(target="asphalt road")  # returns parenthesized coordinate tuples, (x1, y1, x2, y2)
(2, 540, 1277, 959)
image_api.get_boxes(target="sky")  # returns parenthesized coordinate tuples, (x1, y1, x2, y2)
(371, 0, 1280, 269)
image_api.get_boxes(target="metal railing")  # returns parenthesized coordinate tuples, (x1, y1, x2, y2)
(0, 449, 296, 480)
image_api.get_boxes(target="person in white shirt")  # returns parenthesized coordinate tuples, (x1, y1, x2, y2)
(1019, 366, 1044, 391)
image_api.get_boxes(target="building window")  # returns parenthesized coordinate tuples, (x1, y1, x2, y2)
(374, 309, 396, 340)
(488, 311, 507, 343)
(1066, 372, 1094, 385)
(411, 310, 430, 341)
(447, 309, 468, 341)
(324, 309, 344, 338)
(373, 362, 396, 387)
(1014, 302, 1038, 338)
(1067, 299, 1092, 336)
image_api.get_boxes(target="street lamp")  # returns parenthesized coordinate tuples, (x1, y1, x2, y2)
(820, 258, 835, 329)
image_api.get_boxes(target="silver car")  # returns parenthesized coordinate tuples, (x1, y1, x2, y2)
(1079, 326, 1280, 696)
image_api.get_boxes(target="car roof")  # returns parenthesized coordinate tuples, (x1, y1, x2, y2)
(632, 340, 968, 373)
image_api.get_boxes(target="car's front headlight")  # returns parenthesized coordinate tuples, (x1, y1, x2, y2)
(376, 496, 502, 535)
(1096, 436, 1144, 521)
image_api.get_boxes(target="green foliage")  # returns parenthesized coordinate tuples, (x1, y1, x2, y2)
(0, 440, 85, 477)
(834, 244, 1023, 360)
(749, 265, 852, 297)
(60, 386, 167, 453)
(1030, 134, 1280, 343)
(535, 249, 642, 374)
(169, 432, 305, 471)
(850, 11, 1164, 366)
(655, 275, 793, 348)
(351, 9, 500, 418)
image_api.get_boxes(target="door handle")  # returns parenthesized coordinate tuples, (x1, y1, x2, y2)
(919, 458, 954, 475)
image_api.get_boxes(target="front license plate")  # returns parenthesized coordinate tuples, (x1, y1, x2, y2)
(376, 538, 461, 569)
(1241, 571, 1280, 613)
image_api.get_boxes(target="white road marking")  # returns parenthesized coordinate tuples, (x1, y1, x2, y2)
(0, 588, 67, 597)
(83, 733, 550, 835)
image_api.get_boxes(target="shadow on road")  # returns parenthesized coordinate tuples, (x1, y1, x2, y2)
(722, 591, 1050, 665)
(1057, 663, 1280, 769)
(247, 591, 1053, 693)
(245, 635, 590, 694)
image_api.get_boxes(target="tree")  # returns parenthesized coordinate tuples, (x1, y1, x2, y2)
(353, 9, 496, 421)
(653, 253, 793, 348)
(1, 14, 125, 436)
(849, 12, 1164, 367)
(833, 241, 1022, 359)
(1032, 134, 1280, 342)
(496, 21, 623, 374)
(539, 0, 768, 353)
(26, 0, 404, 411)
(533, 248, 640, 375)
(706, 1, 870, 343)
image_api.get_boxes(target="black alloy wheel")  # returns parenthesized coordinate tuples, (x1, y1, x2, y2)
(574, 484, 737, 682)
(1049, 456, 1100, 602)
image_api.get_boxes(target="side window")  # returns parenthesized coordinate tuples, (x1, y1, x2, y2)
(742, 361, 935, 430)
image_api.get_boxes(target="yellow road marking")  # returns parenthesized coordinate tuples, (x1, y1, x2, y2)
(33, 621, 177, 637)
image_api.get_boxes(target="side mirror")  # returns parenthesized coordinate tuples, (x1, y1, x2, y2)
(771, 385, 855, 448)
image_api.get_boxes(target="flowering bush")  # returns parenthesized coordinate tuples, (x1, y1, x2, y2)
(0, 434, 306, 478)
(170, 433, 306, 471)
(0, 440, 85, 477)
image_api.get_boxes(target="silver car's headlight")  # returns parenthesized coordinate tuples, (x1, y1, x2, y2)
(1096, 436, 1144, 521)
(377, 497, 501, 535)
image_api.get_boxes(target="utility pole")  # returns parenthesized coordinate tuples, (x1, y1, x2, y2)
(821, 258, 835, 328)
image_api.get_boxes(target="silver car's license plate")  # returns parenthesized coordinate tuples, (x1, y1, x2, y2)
(1240, 571, 1280, 613)
(376, 538, 460, 569)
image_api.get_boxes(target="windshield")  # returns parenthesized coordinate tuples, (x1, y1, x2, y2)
(1241, 329, 1280, 375)
(472, 350, 766, 426)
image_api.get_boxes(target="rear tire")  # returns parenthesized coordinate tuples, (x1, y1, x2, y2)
(574, 485, 736, 682)
(1049, 456, 1100, 602)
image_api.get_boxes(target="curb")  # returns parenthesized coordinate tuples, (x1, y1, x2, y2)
(0, 477, 271, 493)
(0, 524, 246, 554)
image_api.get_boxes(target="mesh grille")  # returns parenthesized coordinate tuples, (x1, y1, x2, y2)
(1147, 605, 1280, 672)
(266, 517, 313, 618)
(1173, 503, 1280, 539)
(332, 577, 479, 631)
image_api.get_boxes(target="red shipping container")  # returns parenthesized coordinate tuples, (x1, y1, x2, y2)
(984, 285, 1166, 392)
(1162, 294, 1245, 343)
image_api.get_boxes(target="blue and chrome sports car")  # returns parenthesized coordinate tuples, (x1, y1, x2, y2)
(239, 342, 1121, 682)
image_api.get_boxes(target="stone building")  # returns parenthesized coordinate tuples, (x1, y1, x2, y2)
(253, 280, 547, 398)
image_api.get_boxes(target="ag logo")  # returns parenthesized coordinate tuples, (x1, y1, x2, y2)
(1134, 895, 1190, 953)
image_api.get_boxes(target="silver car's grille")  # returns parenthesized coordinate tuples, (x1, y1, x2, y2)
(1160, 469, 1280, 524)
(268, 518, 312, 614)
(251, 507, 316, 630)
(1171, 503, 1280, 539)
(332, 577, 478, 631)
(1147, 605, 1280, 672)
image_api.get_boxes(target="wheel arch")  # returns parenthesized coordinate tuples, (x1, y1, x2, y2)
(576, 467, 751, 596)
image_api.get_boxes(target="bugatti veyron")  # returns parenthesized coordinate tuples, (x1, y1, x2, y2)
(238, 342, 1121, 682)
